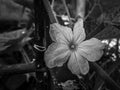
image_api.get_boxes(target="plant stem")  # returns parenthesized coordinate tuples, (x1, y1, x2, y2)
(61, 0, 72, 25)
(91, 62, 120, 90)
(0, 63, 46, 75)
(43, 0, 57, 23)
(76, 0, 86, 18)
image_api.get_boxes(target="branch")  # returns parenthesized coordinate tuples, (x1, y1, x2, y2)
(91, 62, 120, 90)
(76, 0, 86, 18)
(93, 59, 120, 90)
(84, 0, 101, 21)
(86, 23, 105, 39)
(0, 62, 46, 75)
(43, 0, 57, 23)
(61, 0, 72, 24)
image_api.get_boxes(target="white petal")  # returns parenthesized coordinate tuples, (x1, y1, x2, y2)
(73, 19, 86, 44)
(67, 51, 89, 75)
(50, 23, 73, 44)
(78, 38, 105, 62)
(45, 43, 70, 68)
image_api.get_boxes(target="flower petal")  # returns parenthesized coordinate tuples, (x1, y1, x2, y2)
(78, 38, 105, 62)
(67, 51, 89, 75)
(45, 43, 70, 68)
(50, 23, 73, 44)
(73, 19, 86, 44)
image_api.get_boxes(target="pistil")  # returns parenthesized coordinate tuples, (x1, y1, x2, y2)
(69, 42, 77, 51)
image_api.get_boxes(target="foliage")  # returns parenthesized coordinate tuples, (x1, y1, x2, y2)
(0, 0, 120, 90)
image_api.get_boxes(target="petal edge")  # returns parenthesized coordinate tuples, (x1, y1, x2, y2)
(78, 38, 105, 62)
(50, 23, 73, 44)
(45, 43, 70, 68)
(73, 19, 86, 44)
(67, 52, 89, 75)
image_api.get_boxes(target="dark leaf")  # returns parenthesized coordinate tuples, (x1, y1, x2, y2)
(0, 28, 27, 52)
(0, 0, 31, 31)
(95, 25, 120, 40)
(5, 75, 26, 90)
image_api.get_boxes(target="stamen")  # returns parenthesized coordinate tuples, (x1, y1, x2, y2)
(69, 43, 77, 51)
(71, 44, 75, 49)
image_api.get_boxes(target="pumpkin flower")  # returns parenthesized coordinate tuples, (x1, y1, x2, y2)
(44, 18, 105, 75)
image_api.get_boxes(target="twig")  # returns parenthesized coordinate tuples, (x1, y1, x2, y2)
(61, 0, 72, 25)
(50, 0, 59, 23)
(76, 0, 86, 18)
(21, 48, 31, 63)
(84, 2, 97, 21)
(93, 59, 120, 90)
(0, 63, 46, 75)
(86, 23, 105, 39)
(91, 62, 120, 90)
(84, 0, 102, 21)
(51, 0, 55, 9)
(43, 0, 57, 23)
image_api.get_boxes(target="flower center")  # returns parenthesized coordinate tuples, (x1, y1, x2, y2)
(71, 44, 75, 49)
(69, 42, 77, 51)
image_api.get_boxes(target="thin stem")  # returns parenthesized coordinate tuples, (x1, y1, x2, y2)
(91, 62, 120, 90)
(61, 0, 72, 25)
(93, 58, 120, 90)
(84, 0, 102, 21)
(51, 0, 55, 9)
(76, 0, 86, 18)
(43, 0, 57, 23)
(84, 3, 96, 21)
(0, 63, 46, 75)
(50, 0, 59, 23)
(20, 48, 31, 63)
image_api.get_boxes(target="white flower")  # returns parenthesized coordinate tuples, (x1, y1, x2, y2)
(44, 19, 105, 75)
